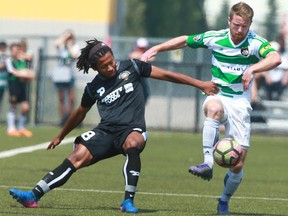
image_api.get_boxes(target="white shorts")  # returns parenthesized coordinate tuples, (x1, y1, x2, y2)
(203, 95, 252, 149)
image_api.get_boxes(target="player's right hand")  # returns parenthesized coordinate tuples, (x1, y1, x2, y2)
(202, 81, 219, 95)
(47, 137, 62, 150)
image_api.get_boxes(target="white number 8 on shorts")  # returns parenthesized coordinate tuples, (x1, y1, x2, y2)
(81, 131, 96, 141)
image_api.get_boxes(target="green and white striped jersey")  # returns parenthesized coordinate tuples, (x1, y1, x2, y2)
(186, 29, 275, 99)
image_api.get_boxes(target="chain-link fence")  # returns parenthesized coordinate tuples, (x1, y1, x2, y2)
(35, 45, 213, 132)
(1, 35, 288, 133)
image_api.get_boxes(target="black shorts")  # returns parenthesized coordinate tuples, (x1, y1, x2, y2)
(54, 79, 75, 90)
(8, 81, 27, 103)
(74, 127, 147, 164)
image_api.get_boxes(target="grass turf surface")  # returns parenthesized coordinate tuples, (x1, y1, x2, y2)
(0, 125, 287, 215)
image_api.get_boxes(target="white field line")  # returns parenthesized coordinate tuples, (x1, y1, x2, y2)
(1, 138, 287, 203)
(0, 137, 75, 159)
(0, 185, 287, 202)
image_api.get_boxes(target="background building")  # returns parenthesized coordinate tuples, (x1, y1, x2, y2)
(0, 0, 116, 38)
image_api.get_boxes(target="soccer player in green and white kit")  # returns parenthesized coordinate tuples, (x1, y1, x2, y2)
(141, 2, 281, 214)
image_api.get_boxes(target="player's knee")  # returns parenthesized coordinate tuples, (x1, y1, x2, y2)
(21, 102, 30, 113)
(205, 102, 224, 119)
(22, 108, 30, 114)
(68, 145, 93, 169)
(124, 135, 145, 150)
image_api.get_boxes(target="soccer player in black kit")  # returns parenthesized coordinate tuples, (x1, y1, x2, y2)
(9, 39, 218, 213)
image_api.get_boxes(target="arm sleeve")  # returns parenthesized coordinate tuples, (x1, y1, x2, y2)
(186, 30, 228, 49)
(259, 42, 276, 58)
(186, 33, 207, 48)
(81, 85, 96, 108)
(133, 59, 152, 77)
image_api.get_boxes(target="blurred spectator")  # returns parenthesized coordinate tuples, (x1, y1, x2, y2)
(52, 30, 80, 126)
(5, 42, 35, 137)
(18, 38, 33, 68)
(263, 38, 288, 100)
(128, 38, 151, 103)
(252, 36, 288, 101)
(250, 36, 288, 123)
(18, 38, 34, 105)
(0, 41, 8, 116)
(129, 38, 150, 60)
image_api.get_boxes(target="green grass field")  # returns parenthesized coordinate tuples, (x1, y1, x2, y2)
(0, 125, 287, 215)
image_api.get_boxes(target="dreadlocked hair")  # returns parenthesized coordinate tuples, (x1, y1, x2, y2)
(76, 38, 113, 74)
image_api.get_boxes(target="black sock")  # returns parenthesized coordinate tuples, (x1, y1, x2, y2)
(32, 159, 76, 199)
(123, 148, 141, 201)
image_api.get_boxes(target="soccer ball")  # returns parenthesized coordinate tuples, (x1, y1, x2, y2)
(213, 138, 242, 168)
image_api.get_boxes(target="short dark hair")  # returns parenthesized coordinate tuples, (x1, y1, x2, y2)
(0, 41, 7, 48)
(77, 38, 113, 74)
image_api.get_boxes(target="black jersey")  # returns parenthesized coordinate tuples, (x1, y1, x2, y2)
(81, 59, 152, 130)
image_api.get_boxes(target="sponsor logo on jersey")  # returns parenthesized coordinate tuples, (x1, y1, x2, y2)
(193, 35, 202, 42)
(227, 65, 246, 72)
(240, 47, 250, 56)
(124, 83, 133, 93)
(101, 86, 123, 104)
(100, 82, 134, 104)
(97, 87, 105, 96)
(119, 71, 130, 80)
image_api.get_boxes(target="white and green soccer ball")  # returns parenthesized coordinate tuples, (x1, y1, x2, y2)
(213, 138, 243, 168)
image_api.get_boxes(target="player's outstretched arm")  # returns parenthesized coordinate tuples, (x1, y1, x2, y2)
(47, 105, 91, 150)
(141, 35, 188, 62)
(150, 65, 219, 95)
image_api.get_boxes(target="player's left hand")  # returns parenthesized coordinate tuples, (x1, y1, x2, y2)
(242, 69, 254, 92)
(141, 48, 158, 62)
